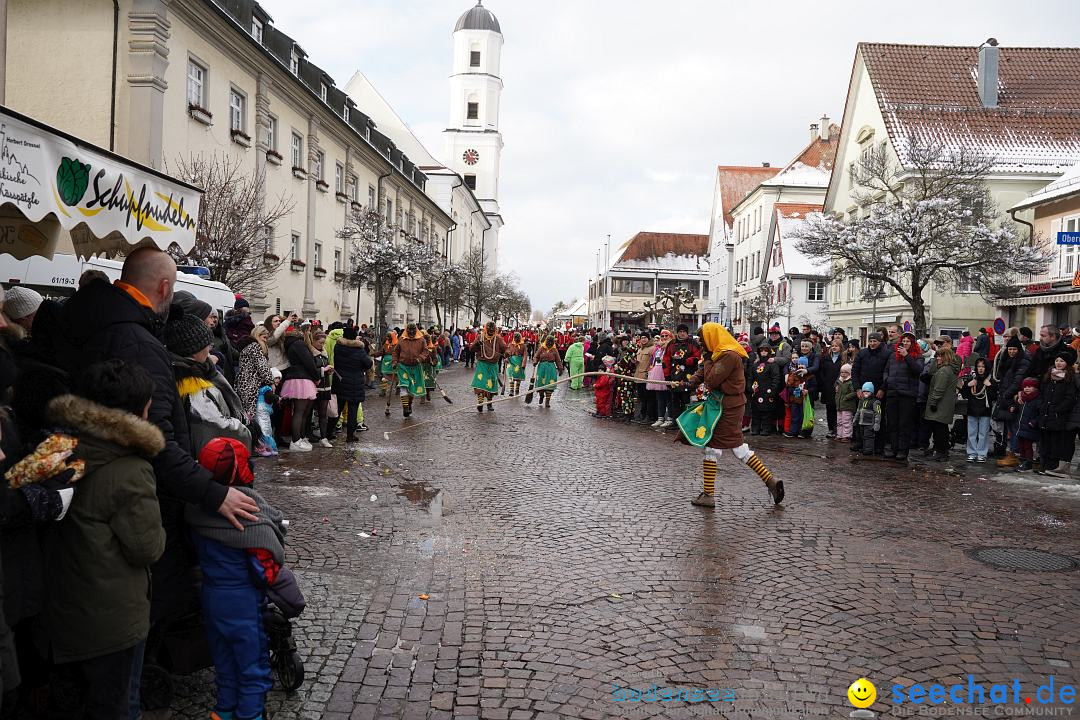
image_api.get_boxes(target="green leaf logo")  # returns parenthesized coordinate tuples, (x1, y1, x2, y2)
(56, 157, 91, 206)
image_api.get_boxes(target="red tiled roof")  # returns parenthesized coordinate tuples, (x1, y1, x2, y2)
(716, 166, 781, 229)
(860, 43, 1080, 172)
(616, 232, 708, 261)
(792, 125, 841, 171)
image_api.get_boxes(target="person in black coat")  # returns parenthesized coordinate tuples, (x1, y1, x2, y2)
(1027, 325, 1077, 379)
(882, 332, 924, 460)
(334, 327, 374, 442)
(972, 328, 991, 358)
(817, 338, 844, 438)
(1037, 354, 1077, 474)
(852, 333, 889, 453)
(56, 249, 258, 623)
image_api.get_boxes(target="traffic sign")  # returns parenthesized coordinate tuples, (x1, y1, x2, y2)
(993, 318, 1006, 334)
(1057, 232, 1080, 245)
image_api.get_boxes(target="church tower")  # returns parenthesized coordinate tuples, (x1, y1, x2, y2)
(445, 1, 503, 272)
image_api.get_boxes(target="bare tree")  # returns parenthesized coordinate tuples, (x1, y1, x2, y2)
(791, 137, 1051, 335)
(337, 207, 438, 338)
(459, 247, 489, 326)
(738, 282, 793, 330)
(171, 154, 294, 296)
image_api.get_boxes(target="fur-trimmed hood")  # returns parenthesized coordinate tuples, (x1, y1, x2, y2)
(47, 394, 165, 460)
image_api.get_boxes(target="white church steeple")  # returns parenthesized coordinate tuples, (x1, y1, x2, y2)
(445, 1, 504, 270)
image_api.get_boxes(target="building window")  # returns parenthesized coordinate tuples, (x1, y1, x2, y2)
(847, 277, 856, 300)
(464, 174, 476, 190)
(368, 185, 376, 209)
(1060, 216, 1080, 276)
(320, 83, 328, 102)
(349, 178, 358, 202)
(470, 50, 481, 67)
(315, 152, 325, 180)
(267, 115, 277, 151)
(658, 280, 696, 297)
(385, 198, 393, 221)
(334, 249, 341, 273)
(467, 102, 479, 120)
(264, 225, 274, 255)
(291, 132, 303, 169)
(290, 51, 299, 75)
(314, 242, 322, 269)
(956, 270, 979, 293)
(290, 232, 301, 261)
(187, 59, 207, 108)
(611, 278, 653, 295)
(251, 17, 263, 43)
(807, 281, 826, 302)
(343, 105, 350, 123)
(335, 163, 344, 194)
(228, 89, 245, 132)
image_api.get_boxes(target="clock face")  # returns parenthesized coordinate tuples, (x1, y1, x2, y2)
(463, 149, 480, 166)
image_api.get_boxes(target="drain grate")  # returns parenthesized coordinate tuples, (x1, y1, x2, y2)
(967, 547, 1079, 572)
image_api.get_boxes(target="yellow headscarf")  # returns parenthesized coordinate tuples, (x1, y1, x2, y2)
(700, 322, 747, 361)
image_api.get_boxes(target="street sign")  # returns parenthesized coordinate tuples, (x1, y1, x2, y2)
(1057, 231, 1080, 245)
(993, 318, 1006, 334)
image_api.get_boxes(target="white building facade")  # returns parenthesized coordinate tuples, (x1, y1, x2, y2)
(5, 0, 454, 325)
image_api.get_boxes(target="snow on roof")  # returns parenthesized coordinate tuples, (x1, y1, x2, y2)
(715, 166, 781, 230)
(774, 204, 830, 277)
(343, 71, 444, 168)
(763, 161, 831, 188)
(608, 232, 708, 273)
(566, 298, 588, 316)
(1011, 162, 1080, 211)
(861, 43, 1080, 174)
(615, 253, 709, 273)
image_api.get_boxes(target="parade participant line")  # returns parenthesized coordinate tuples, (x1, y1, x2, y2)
(382, 372, 683, 440)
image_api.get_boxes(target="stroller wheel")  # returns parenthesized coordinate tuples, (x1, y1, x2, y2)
(140, 662, 174, 710)
(274, 649, 305, 692)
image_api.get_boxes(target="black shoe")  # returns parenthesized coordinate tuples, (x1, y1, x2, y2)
(761, 430, 772, 437)
(932, 452, 948, 462)
(883, 449, 896, 459)
(1017, 460, 1033, 472)
(486, 404, 495, 412)
(895, 451, 908, 461)
(783, 432, 797, 438)
(403, 409, 412, 418)
(477, 405, 484, 413)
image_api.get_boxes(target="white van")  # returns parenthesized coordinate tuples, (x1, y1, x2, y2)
(0, 254, 236, 314)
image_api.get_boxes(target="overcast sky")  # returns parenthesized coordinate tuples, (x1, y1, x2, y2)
(257, 0, 1080, 313)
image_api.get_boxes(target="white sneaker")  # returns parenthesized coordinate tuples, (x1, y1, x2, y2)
(289, 440, 312, 453)
(660, 419, 674, 428)
(651, 419, 664, 428)
(318, 438, 333, 448)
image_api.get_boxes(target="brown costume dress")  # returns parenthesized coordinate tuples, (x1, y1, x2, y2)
(680, 351, 747, 449)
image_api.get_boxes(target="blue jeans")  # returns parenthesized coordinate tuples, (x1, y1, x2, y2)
(967, 415, 991, 458)
(128, 639, 145, 719)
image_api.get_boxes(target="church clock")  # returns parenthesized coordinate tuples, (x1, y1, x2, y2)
(463, 148, 480, 166)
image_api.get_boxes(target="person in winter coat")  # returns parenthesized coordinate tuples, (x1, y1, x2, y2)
(187, 438, 304, 720)
(42, 362, 165, 719)
(882, 332, 923, 460)
(1028, 325, 1078, 379)
(817, 338, 844, 438)
(166, 311, 252, 454)
(994, 337, 1032, 467)
(280, 331, 321, 452)
(748, 344, 782, 435)
(564, 336, 586, 390)
(633, 333, 656, 424)
(1013, 378, 1042, 472)
(1037, 354, 1077, 474)
(855, 381, 882, 455)
(253, 378, 281, 456)
(973, 328, 991, 358)
(235, 326, 276, 420)
(334, 327, 374, 442)
(961, 356, 997, 462)
(835, 364, 857, 441)
(593, 357, 616, 417)
(852, 333, 889, 453)
(783, 357, 808, 438)
(663, 325, 702, 418)
(924, 344, 961, 461)
(263, 313, 294, 372)
(957, 331, 974, 361)
(223, 298, 256, 348)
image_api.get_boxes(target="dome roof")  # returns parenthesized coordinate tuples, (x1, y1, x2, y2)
(455, 2, 501, 34)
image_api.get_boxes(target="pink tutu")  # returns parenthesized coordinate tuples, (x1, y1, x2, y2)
(280, 378, 317, 400)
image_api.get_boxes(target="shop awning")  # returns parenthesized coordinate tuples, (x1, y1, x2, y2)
(0, 105, 201, 259)
(997, 291, 1080, 307)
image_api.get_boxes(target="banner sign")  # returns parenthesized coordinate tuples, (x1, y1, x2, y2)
(0, 106, 201, 259)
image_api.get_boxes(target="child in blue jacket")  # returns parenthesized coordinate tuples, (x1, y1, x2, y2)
(186, 437, 304, 720)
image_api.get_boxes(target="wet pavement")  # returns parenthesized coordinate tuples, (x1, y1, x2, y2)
(172, 365, 1080, 720)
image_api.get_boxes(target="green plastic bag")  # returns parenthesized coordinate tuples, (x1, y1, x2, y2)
(801, 397, 815, 431)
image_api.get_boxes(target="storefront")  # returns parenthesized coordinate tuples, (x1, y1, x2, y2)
(997, 281, 1080, 331)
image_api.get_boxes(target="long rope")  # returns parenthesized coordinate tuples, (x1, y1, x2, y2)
(381, 371, 683, 439)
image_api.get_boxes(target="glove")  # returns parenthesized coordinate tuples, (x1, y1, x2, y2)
(19, 467, 79, 522)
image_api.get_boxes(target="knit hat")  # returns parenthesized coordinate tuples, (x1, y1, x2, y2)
(1020, 326, 1033, 339)
(768, 325, 782, 335)
(797, 356, 808, 367)
(165, 311, 214, 357)
(4, 286, 43, 320)
(172, 290, 213, 322)
(867, 332, 882, 342)
(861, 381, 875, 393)
(1020, 377, 1039, 391)
(1006, 336, 1024, 350)
(271, 367, 282, 382)
(198, 438, 253, 487)
(676, 324, 689, 333)
(602, 355, 616, 367)
(840, 363, 852, 376)
(234, 296, 250, 310)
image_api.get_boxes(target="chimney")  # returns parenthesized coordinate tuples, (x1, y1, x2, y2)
(809, 123, 819, 143)
(762, 162, 771, 168)
(819, 114, 830, 140)
(978, 38, 999, 109)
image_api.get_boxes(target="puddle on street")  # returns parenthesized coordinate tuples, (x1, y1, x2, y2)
(395, 479, 444, 518)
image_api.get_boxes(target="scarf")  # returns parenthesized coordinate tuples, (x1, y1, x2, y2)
(700, 322, 747, 361)
(1051, 368, 1066, 381)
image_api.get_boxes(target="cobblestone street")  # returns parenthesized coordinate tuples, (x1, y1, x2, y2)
(173, 365, 1080, 720)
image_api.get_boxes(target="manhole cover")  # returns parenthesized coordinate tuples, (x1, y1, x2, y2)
(967, 547, 1079, 572)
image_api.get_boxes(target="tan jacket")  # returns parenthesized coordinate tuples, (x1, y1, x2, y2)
(688, 352, 746, 409)
(534, 347, 564, 373)
(393, 335, 429, 366)
(634, 343, 655, 380)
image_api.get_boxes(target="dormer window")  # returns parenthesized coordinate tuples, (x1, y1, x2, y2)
(290, 51, 299, 75)
(251, 18, 263, 43)
(343, 105, 350, 123)
(320, 84, 327, 102)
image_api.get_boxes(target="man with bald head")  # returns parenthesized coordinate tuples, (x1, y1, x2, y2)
(59, 248, 258, 601)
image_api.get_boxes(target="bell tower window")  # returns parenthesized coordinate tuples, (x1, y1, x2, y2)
(464, 174, 476, 190)
(466, 102, 479, 120)
(470, 50, 481, 67)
